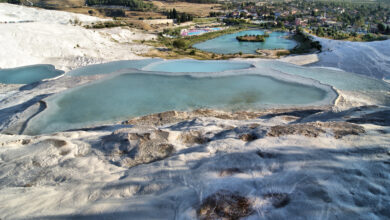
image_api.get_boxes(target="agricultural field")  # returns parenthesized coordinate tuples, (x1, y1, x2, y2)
(151, 1, 223, 17)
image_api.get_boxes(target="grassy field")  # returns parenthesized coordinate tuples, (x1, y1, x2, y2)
(14, 0, 223, 32)
(151, 1, 223, 17)
(193, 17, 219, 24)
(17, 0, 221, 19)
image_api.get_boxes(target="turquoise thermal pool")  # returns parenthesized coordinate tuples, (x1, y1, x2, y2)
(0, 64, 63, 84)
(259, 61, 390, 91)
(25, 72, 328, 134)
(142, 60, 253, 72)
(193, 30, 297, 54)
(67, 59, 253, 76)
(67, 59, 160, 76)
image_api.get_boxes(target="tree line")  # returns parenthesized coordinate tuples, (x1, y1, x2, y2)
(1, 0, 21, 3)
(166, 8, 193, 23)
(167, 0, 217, 4)
(86, 0, 154, 11)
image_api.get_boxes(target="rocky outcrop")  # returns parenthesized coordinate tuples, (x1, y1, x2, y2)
(179, 131, 210, 146)
(219, 168, 243, 177)
(100, 127, 174, 168)
(122, 108, 328, 127)
(321, 122, 366, 139)
(198, 190, 253, 220)
(347, 110, 390, 126)
(239, 133, 258, 142)
(268, 123, 325, 138)
(123, 111, 191, 126)
(263, 192, 290, 208)
(122, 109, 266, 126)
(267, 122, 365, 138)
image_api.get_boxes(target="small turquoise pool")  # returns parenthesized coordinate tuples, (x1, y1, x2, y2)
(182, 28, 223, 36)
(25, 72, 327, 134)
(67, 59, 160, 76)
(143, 60, 253, 72)
(193, 30, 297, 54)
(0, 65, 64, 84)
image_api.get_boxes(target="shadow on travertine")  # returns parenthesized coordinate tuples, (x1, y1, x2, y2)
(3, 106, 389, 220)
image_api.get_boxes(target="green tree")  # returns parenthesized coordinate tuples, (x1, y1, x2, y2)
(172, 39, 187, 49)
(378, 23, 386, 33)
(173, 8, 178, 19)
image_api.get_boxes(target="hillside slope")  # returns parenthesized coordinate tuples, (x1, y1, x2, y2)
(0, 3, 155, 70)
(22, 0, 85, 8)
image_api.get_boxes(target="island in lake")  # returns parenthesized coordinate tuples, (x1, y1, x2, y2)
(236, 33, 270, 42)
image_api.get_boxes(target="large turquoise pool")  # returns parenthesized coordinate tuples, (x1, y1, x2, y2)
(66, 59, 253, 75)
(193, 30, 297, 54)
(25, 72, 327, 134)
(142, 60, 253, 72)
(0, 65, 63, 84)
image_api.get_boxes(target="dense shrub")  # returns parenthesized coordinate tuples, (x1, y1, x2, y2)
(99, 9, 126, 17)
(172, 39, 188, 49)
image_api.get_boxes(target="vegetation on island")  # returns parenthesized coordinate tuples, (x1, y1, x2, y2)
(236, 33, 269, 42)
(236, 34, 265, 42)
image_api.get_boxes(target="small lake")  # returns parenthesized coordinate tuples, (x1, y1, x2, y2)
(193, 30, 297, 54)
(25, 72, 327, 134)
(0, 65, 63, 84)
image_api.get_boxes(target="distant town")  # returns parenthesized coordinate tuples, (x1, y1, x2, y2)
(2, 0, 389, 41)
(215, 0, 390, 41)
